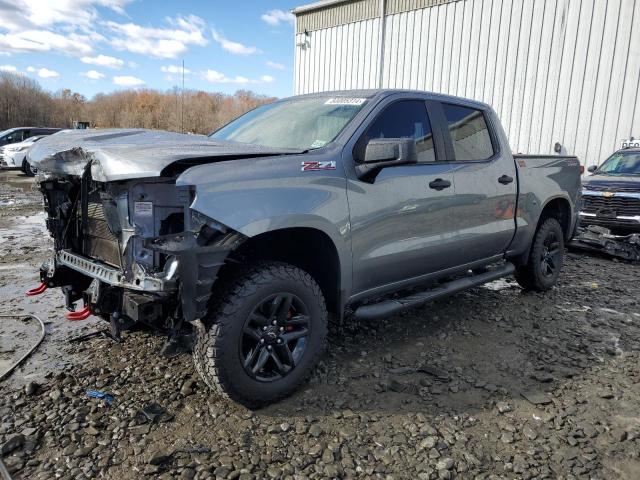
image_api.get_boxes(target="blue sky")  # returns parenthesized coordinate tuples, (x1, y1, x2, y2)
(0, 0, 304, 99)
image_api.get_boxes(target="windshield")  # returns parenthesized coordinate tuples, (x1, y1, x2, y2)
(210, 96, 368, 150)
(597, 152, 640, 176)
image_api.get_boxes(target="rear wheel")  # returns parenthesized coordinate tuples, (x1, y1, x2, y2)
(193, 261, 327, 407)
(515, 217, 564, 291)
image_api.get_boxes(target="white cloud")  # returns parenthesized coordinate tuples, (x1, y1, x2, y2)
(211, 29, 260, 56)
(161, 64, 191, 74)
(202, 70, 277, 85)
(0, 0, 131, 31)
(0, 64, 17, 72)
(81, 69, 105, 80)
(0, 30, 93, 56)
(107, 15, 207, 59)
(266, 61, 285, 70)
(0, 1, 129, 58)
(261, 10, 295, 27)
(113, 75, 144, 86)
(81, 54, 124, 68)
(26, 65, 35, 72)
(203, 69, 249, 85)
(37, 67, 59, 78)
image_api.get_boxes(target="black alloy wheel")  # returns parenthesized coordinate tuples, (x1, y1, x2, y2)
(241, 293, 310, 381)
(540, 230, 561, 278)
(514, 217, 565, 291)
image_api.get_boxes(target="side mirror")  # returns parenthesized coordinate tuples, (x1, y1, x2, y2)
(356, 138, 417, 180)
(587, 165, 598, 173)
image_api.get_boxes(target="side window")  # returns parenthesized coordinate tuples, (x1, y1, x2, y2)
(362, 100, 436, 162)
(442, 103, 494, 161)
(5, 131, 24, 144)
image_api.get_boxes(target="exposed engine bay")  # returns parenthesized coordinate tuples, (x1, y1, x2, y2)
(37, 162, 245, 342)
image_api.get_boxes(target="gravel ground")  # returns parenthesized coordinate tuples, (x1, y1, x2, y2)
(1, 170, 639, 479)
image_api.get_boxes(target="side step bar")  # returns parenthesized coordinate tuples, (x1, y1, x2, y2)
(354, 262, 516, 321)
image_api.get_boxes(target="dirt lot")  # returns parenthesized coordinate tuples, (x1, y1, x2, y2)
(1, 169, 639, 479)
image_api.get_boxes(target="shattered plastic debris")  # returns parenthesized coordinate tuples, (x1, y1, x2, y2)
(570, 225, 640, 262)
(482, 278, 517, 291)
(86, 389, 114, 405)
(135, 403, 173, 424)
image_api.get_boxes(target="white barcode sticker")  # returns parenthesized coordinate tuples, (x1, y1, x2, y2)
(324, 98, 367, 106)
(134, 201, 153, 217)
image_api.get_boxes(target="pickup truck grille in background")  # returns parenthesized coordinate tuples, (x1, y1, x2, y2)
(583, 183, 640, 193)
(581, 195, 640, 217)
(81, 200, 122, 268)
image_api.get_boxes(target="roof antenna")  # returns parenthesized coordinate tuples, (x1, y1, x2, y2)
(181, 59, 185, 134)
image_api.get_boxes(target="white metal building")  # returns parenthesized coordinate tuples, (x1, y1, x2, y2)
(292, 0, 640, 169)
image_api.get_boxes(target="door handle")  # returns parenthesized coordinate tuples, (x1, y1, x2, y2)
(498, 175, 514, 185)
(428, 178, 452, 191)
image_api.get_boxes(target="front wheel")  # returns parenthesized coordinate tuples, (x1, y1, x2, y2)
(193, 262, 327, 408)
(515, 217, 565, 291)
(22, 158, 35, 177)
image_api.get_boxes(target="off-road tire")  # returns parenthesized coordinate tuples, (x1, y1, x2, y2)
(515, 217, 564, 291)
(193, 261, 327, 408)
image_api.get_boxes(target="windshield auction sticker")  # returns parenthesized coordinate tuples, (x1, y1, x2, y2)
(325, 98, 367, 106)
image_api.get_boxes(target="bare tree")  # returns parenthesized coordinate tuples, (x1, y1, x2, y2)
(0, 72, 275, 133)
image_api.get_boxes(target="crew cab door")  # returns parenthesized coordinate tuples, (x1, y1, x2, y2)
(435, 102, 517, 263)
(346, 97, 459, 296)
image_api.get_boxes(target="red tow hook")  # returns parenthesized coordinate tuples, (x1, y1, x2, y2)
(66, 306, 92, 321)
(26, 282, 48, 297)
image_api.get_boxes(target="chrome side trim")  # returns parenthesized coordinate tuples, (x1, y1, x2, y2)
(57, 250, 169, 292)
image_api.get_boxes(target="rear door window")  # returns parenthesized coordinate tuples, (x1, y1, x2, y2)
(441, 103, 494, 161)
(362, 100, 436, 162)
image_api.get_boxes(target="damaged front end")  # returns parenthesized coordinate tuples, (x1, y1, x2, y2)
(37, 161, 245, 340)
(570, 225, 640, 262)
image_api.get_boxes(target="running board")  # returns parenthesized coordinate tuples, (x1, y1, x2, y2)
(354, 262, 516, 320)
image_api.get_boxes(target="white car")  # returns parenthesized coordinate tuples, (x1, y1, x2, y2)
(0, 136, 45, 175)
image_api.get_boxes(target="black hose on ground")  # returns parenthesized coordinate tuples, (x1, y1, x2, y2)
(0, 314, 46, 382)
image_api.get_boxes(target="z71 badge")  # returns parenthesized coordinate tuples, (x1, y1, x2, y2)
(301, 161, 336, 171)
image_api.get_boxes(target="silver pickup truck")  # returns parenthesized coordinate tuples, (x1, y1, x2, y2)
(28, 90, 581, 406)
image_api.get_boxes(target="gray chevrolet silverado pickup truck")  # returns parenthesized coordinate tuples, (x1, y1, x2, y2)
(28, 90, 581, 406)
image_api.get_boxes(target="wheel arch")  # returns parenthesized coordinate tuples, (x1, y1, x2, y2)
(511, 195, 573, 267)
(226, 226, 346, 319)
(539, 195, 573, 240)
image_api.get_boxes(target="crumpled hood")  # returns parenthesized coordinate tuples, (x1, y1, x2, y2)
(28, 128, 302, 182)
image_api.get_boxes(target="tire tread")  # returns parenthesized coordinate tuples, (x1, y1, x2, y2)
(193, 261, 327, 408)
(515, 217, 564, 291)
